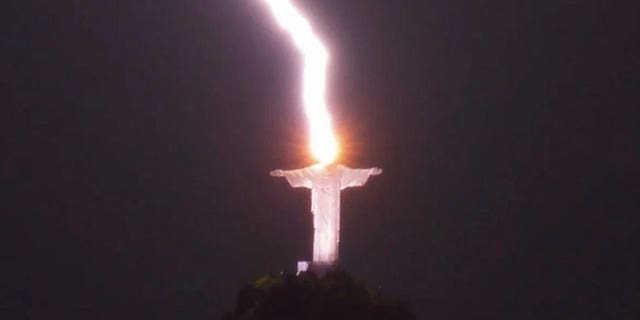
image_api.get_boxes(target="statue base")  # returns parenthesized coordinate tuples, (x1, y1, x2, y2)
(297, 261, 335, 276)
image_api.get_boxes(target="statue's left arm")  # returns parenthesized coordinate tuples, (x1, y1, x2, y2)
(340, 166, 382, 190)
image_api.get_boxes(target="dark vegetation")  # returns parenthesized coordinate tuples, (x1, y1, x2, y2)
(224, 270, 414, 320)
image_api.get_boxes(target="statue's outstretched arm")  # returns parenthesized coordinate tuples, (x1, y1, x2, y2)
(270, 169, 285, 177)
(270, 168, 312, 188)
(340, 166, 383, 189)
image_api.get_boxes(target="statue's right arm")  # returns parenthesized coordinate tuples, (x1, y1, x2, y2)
(269, 168, 312, 188)
(270, 168, 305, 177)
(270, 169, 284, 177)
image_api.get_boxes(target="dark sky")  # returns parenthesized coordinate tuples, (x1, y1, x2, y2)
(3, 0, 639, 318)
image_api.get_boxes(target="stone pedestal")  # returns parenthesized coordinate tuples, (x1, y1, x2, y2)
(297, 261, 335, 276)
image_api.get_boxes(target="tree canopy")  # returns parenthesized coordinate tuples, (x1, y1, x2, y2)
(224, 270, 415, 320)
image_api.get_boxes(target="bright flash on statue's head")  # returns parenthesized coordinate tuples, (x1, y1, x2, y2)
(311, 126, 338, 164)
(262, 0, 339, 165)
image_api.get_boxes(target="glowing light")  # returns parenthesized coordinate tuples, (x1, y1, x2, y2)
(261, 0, 338, 164)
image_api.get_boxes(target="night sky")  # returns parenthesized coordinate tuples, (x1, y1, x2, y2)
(3, 0, 639, 318)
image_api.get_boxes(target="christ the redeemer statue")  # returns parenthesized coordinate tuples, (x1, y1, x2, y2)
(270, 164, 382, 266)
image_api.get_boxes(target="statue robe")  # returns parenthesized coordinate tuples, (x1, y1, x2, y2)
(280, 164, 377, 263)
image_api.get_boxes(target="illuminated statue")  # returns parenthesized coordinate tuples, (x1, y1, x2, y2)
(271, 164, 382, 264)
(260, 0, 384, 274)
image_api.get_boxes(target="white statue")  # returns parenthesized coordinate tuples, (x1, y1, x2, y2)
(270, 164, 382, 264)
